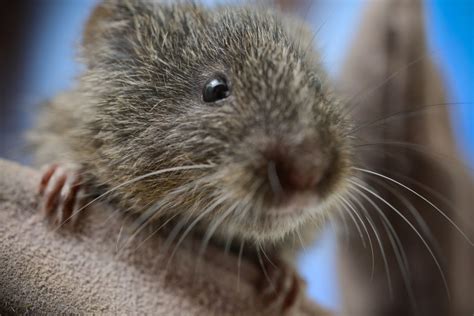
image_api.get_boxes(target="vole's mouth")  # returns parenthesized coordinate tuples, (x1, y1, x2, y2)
(266, 192, 322, 217)
(221, 193, 324, 244)
(211, 133, 349, 242)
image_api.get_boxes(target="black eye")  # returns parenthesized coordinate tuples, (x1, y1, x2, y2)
(202, 76, 230, 103)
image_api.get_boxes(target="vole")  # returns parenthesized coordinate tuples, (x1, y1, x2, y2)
(31, 0, 353, 313)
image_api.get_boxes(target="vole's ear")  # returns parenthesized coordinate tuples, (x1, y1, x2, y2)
(82, 0, 155, 62)
(82, 2, 111, 51)
(81, 0, 209, 66)
(83, 0, 136, 50)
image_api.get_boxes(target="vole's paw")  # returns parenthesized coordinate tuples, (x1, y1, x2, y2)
(260, 259, 306, 315)
(38, 164, 84, 227)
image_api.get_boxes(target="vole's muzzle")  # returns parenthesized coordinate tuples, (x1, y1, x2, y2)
(261, 137, 330, 201)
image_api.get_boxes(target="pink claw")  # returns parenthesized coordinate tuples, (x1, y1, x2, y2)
(38, 164, 83, 226)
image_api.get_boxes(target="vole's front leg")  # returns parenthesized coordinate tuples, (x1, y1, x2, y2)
(38, 163, 84, 226)
(259, 257, 333, 315)
(259, 257, 306, 315)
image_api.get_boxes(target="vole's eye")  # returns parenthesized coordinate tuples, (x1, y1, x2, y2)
(203, 76, 230, 103)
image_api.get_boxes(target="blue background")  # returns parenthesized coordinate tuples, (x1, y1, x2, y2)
(11, 0, 473, 312)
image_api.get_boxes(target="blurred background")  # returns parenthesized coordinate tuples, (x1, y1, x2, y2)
(0, 0, 472, 312)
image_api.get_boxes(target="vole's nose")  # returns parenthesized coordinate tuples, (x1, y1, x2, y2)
(264, 140, 327, 196)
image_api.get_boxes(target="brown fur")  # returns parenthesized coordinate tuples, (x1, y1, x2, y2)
(30, 0, 353, 257)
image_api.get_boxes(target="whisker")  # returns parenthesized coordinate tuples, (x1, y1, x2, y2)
(128, 212, 181, 254)
(347, 102, 470, 136)
(257, 244, 275, 292)
(165, 196, 227, 273)
(349, 179, 451, 300)
(348, 183, 414, 307)
(267, 160, 283, 196)
(196, 199, 240, 270)
(333, 207, 350, 248)
(237, 240, 245, 293)
(296, 230, 307, 253)
(371, 177, 443, 258)
(353, 167, 473, 246)
(337, 197, 367, 248)
(116, 222, 126, 253)
(340, 195, 375, 280)
(260, 245, 276, 269)
(342, 53, 429, 118)
(378, 168, 474, 233)
(118, 180, 202, 253)
(52, 164, 215, 233)
(128, 178, 202, 234)
(224, 233, 233, 256)
(354, 141, 474, 174)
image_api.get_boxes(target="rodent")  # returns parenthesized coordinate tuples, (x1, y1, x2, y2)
(30, 0, 353, 311)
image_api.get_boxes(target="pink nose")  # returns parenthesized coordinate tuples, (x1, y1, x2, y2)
(264, 141, 326, 196)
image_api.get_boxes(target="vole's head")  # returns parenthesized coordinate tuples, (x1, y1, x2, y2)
(80, 1, 353, 244)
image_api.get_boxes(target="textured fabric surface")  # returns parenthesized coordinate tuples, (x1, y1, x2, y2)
(0, 160, 325, 315)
